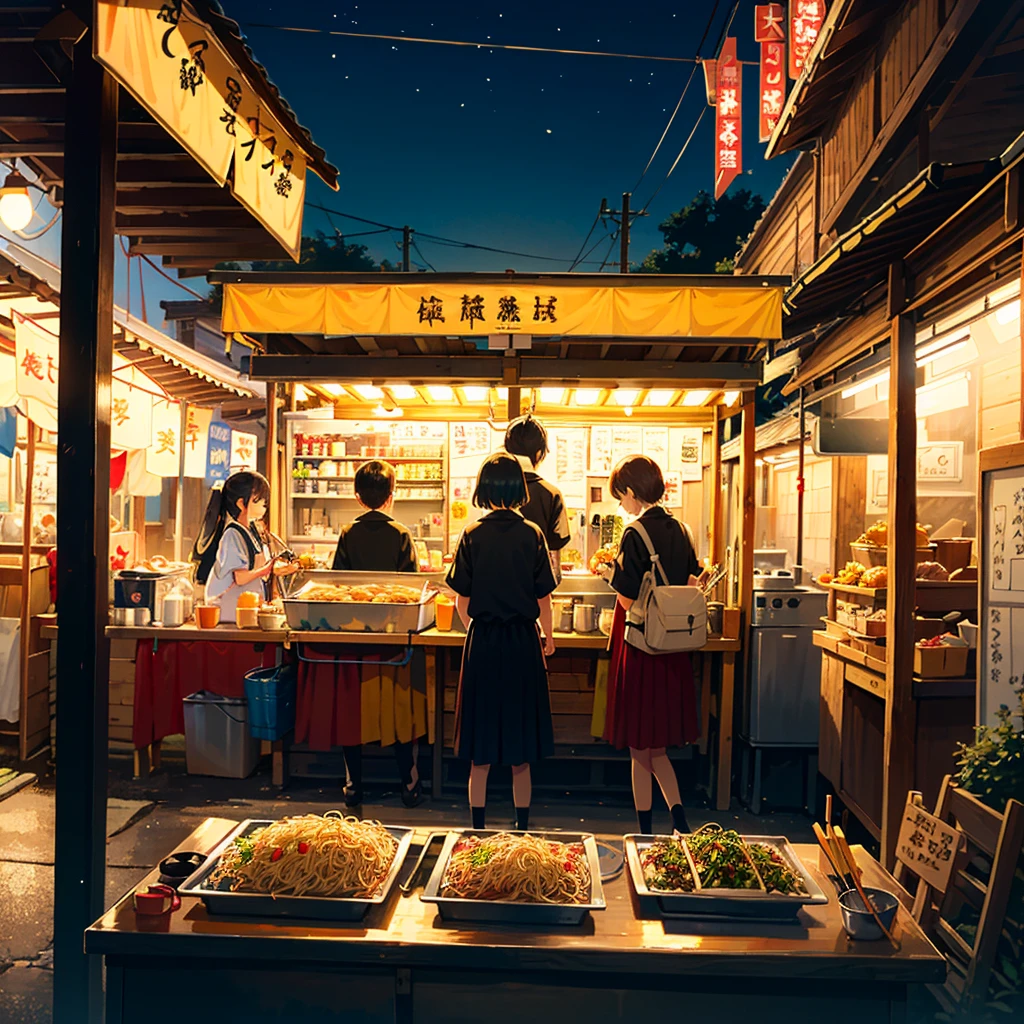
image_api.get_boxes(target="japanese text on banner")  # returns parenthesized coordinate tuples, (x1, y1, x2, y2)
(790, 0, 826, 80)
(714, 38, 742, 199)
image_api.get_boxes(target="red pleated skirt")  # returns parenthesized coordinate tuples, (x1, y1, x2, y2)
(294, 645, 362, 751)
(603, 602, 698, 750)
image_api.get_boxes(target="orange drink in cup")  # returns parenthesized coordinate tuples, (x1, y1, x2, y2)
(435, 594, 455, 631)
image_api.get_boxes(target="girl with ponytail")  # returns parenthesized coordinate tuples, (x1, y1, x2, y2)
(191, 471, 295, 622)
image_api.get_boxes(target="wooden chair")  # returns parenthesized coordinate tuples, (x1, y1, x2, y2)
(895, 774, 1024, 1014)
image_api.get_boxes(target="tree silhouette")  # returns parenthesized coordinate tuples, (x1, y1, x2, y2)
(638, 189, 765, 274)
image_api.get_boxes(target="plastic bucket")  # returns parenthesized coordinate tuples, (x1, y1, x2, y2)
(182, 691, 260, 778)
(243, 664, 296, 741)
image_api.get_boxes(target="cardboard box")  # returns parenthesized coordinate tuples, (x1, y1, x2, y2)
(914, 645, 969, 678)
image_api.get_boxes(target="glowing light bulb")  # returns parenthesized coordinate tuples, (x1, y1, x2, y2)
(0, 171, 32, 231)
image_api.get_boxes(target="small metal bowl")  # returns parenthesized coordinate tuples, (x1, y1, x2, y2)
(839, 887, 899, 940)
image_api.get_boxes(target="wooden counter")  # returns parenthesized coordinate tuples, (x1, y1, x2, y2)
(86, 818, 944, 1024)
(41, 622, 741, 809)
(813, 632, 975, 841)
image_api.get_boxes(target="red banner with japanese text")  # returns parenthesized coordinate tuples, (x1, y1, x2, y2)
(755, 5, 786, 140)
(714, 38, 741, 200)
(790, 0, 826, 79)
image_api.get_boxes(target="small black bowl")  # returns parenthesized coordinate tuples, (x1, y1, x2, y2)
(158, 851, 205, 888)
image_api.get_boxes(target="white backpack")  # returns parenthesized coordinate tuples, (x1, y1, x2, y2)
(624, 521, 707, 654)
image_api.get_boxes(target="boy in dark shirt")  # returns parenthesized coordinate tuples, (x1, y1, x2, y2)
(332, 460, 418, 572)
(332, 460, 422, 806)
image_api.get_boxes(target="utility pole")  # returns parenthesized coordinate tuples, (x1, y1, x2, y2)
(402, 225, 411, 272)
(619, 192, 631, 273)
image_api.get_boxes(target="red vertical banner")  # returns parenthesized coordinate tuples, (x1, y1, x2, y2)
(714, 37, 741, 200)
(790, 0, 826, 79)
(755, 5, 786, 141)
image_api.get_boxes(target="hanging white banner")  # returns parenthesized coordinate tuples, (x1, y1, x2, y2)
(110, 378, 154, 451)
(230, 429, 257, 471)
(147, 399, 182, 477)
(126, 449, 163, 497)
(13, 311, 58, 413)
(0, 352, 18, 408)
(184, 406, 213, 478)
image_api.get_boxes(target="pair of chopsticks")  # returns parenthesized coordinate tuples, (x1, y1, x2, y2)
(815, 798, 900, 950)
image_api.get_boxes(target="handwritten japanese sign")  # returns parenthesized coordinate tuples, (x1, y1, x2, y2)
(147, 400, 182, 477)
(230, 429, 258, 471)
(205, 420, 232, 485)
(95, 0, 309, 258)
(451, 423, 491, 461)
(110, 378, 154, 452)
(790, 0, 826, 80)
(895, 800, 963, 893)
(714, 37, 742, 199)
(755, 6, 786, 142)
(13, 311, 58, 430)
(184, 407, 212, 478)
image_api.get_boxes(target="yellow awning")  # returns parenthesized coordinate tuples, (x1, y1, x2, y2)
(222, 281, 783, 339)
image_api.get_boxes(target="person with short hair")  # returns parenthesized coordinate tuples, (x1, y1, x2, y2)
(331, 460, 422, 807)
(604, 455, 705, 836)
(332, 460, 417, 573)
(504, 414, 571, 580)
(446, 452, 557, 831)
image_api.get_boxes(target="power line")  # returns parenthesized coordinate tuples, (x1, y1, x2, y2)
(241, 21, 758, 64)
(410, 238, 437, 272)
(568, 206, 603, 271)
(631, 0, 722, 195)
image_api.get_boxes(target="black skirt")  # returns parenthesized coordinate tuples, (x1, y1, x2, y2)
(454, 619, 554, 765)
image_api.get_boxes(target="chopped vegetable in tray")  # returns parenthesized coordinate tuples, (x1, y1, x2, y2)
(747, 842, 808, 895)
(640, 839, 696, 892)
(684, 829, 761, 890)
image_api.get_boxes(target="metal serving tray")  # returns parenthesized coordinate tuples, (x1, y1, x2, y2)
(282, 570, 439, 633)
(178, 818, 414, 921)
(624, 834, 828, 921)
(421, 829, 606, 926)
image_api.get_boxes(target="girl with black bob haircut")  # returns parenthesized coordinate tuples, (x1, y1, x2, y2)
(603, 455, 705, 836)
(447, 452, 557, 831)
(504, 414, 571, 578)
(192, 471, 295, 622)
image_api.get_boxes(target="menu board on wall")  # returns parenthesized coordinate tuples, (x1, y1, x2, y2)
(612, 425, 644, 465)
(550, 428, 587, 502)
(980, 459, 1024, 725)
(589, 426, 613, 476)
(669, 427, 704, 481)
(391, 421, 447, 441)
(643, 427, 670, 466)
(451, 422, 492, 459)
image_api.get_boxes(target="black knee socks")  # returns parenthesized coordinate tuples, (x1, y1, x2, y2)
(515, 807, 530, 831)
(670, 804, 690, 834)
(471, 806, 486, 830)
(393, 740, 414, 787)
(342, 745, 363, 789)
(637, 808, 653, 835)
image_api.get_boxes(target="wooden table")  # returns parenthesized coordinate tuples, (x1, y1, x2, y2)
(87, 818, 944, 1024)
(41, 623, 741, 808)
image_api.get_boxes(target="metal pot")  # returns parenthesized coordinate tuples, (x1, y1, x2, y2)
(707, 601, 724, 636)
(573, 603, 597, 633)
(553, 600, 573, 633)
(162, 593, 187, 628)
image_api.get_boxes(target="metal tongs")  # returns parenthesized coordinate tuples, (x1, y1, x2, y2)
(699, 563, 727, 595)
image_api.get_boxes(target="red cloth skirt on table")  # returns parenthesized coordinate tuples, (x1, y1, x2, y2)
(602, 602, 698, 750)
(294, 644, 363, 751)
(133, 640, 277, 748)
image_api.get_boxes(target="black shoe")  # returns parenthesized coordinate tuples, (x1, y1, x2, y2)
(400, 779, 423, 808)
(343, 782, 363, 808)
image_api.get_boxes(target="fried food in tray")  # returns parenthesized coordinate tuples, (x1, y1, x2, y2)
(640, 837, 697, 893)
(294, 581, 425, 605)
(854, 520, 931, 548)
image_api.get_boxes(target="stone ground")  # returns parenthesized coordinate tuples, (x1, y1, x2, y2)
(0, 741, 947, 1024)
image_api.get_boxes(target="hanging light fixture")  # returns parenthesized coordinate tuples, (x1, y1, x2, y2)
(0, 170, 32, 231)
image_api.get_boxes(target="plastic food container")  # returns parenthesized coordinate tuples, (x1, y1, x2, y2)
(196, 605, 221, 629)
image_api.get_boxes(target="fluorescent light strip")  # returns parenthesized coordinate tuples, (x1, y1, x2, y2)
(460, 386, 489, 402)
(840, 371, 889, 399)
(390, 385, 418, 400)
(613, 389, 640, 406)
(643, 389, 675, 407)
(426, 385, 454, 401)
(353, 384, 383, 399)
(572, 388, 601, 405)
(916, 340, 967, 368)
(682, 390, 712, 406)
(321, 383, 344, 396)
(538, 387, 565, 404)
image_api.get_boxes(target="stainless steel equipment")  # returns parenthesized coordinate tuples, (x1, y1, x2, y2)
(745, 574, 827, 745)
(421, 829, 606, 925)
(572, 603, 597, 633)
(179, 819, 415, 921)
(624, 833, 827, 921)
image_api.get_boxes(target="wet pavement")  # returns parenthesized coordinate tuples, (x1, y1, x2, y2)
(0, 743, 819, 1024)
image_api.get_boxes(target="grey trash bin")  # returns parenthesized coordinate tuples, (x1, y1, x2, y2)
(182, 690, 260, 778)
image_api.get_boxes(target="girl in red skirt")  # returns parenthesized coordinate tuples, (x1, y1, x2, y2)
(603, 456, 705, 835)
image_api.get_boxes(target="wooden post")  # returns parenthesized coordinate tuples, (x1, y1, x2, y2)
(54, 23, 117, 1023)
(174, 401, 188, 562)
(266, 381, 280, 536)
(739, 392, 757, 622)
(883, 262, 918, 870)
(710, 406, 724, 572)
(18, 421, 35, 759)
(830, 457, 868, 573)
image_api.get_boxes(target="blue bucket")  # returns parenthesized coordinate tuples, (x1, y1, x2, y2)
(243, 663, 296, 741)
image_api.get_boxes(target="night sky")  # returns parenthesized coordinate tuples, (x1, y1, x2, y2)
(5, 0, 795, 318)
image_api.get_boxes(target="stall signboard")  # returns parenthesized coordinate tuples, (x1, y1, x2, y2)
(224, 282, 783, 340)
(589, 426, 613, 476)
(642, 427, 670, 466)
(13, 311, 58, 431)
(895, 799, 963, 893)
(183, 407, 212, 478)
(789, 0, 825, 80)
(206, 420, 232, 484)
(110, 378, 154, 452)
(147, 400, 181, 477)
(551, 428, 587, 502)
(94, 0, 308, 258)
(451, 423, 491, 460)
(670, 427, 704, 482)
(230, 429, 258, 471)
(917, 441, 963, 483)
(391, 422, 448, 441)
(755, 5, 786, 142)
(714, 37, 742, 200)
